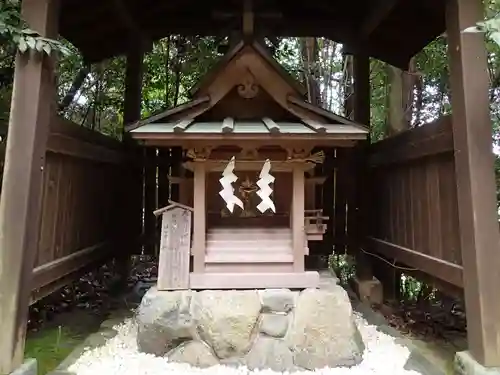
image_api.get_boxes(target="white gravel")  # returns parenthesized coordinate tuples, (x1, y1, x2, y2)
(68, 313, 423, 375)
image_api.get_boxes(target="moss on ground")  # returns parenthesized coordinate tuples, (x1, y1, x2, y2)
(24, 326, 86, 375)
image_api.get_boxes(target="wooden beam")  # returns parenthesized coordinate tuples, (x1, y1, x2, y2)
(353, 55, 370, 126)
(51, 116, 123, 150)
(143, 148, 157, 255)
(109, 0, 151, 49)
(369, 116, 453, 167)
(31, 242, 112, 291)
(121, 47, 144, 275)
(352, 54, 373, 282)
(360, 0, 398, 39)
(292, 165, 305, 272)
(29, 244, 117, 305)
(46, 133, 124, 164)
(173, 119, 195, 133)
(262, 117, 280, 133)
(446, 0, 500, 367)
(368, 237, 463, 287)
(242, 0, 254, 38)
(123, 49, 144, 126)
(0, 0, 60, 372)
(192, 162, 206, 273)
(221, 117, 234, 133)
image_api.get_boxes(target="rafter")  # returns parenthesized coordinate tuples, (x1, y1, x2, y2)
(359, 0, 399, 39)
(109, 0, 151, 49)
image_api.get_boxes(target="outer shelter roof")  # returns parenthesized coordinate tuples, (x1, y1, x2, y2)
(58, 0, 445, 69)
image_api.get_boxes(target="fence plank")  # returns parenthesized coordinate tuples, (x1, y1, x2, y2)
(368, 116, 462, 288)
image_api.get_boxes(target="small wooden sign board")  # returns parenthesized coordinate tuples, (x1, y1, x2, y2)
(155, 200, 193, 290)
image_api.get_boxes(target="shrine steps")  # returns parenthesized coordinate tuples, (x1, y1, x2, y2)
(204, 227, 294, 273)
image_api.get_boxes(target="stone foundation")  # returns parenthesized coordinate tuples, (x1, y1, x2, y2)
(135, 283, 365, 371)
(352, 277, 383, 305)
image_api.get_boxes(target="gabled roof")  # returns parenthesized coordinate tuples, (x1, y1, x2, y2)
(190, 41, 307, 98)
(126, 40, 368, 141)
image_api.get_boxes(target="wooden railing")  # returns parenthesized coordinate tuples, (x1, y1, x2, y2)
(367, 116, 463, 290)
(304, 209, 328, 241)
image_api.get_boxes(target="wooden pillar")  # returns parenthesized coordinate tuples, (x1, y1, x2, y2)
(157, 148, 171, 252)
(170, 147, 183, 202)
(0, 0, 59, 372)
(321, 148, 335, 255)
(192, 162, 206, 273)
(292, 165, 305, 272)
(446, 0, 500, 366)
(123, 47, 144, 245)
(143, 147, 157, 255)
(157, 148, 171, 207)
(353, 54, 374, 280)
(123, 48, 144, 125)
(353, 54, 370, 126)
(119, 47, 143, 284)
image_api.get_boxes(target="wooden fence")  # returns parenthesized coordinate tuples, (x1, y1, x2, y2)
(367, 116, 463, 292)
(28, 117, 140, 303)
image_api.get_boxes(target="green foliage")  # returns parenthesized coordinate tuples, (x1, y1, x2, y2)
(400, 274, 424, 301)
(24, 326, 84, 375)
(0, 1, 73, 56)
(328, 253, 355, 286)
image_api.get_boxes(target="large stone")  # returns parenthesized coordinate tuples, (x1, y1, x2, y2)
(192, 290, 261, 359)
(135, 287, 195, 356)
(245, 336, 295, 372)
(259, 289, 296, 313)
(259, 313, 289, 338)
(167, 341, 219, 368)
(286, 287, 365, 369)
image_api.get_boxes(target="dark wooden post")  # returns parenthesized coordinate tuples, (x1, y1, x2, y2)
(446, 0, 500, 367)
(0, 0, 60, 372)
(170, 147, 183, 202)
(352, 55, 370, 126)
(119, 47, 144, 279)
(353, 55, 371, 275)
(156, 148, 171, 254)
(143, 147, 157, 255)
(351, 54, 383, 305)
(124, 49, 144, 124)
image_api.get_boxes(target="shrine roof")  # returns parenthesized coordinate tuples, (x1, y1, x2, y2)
(127, 40, 369, 146)
(130, 117, 367, 138)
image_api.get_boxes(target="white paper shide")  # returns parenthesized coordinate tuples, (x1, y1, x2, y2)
(256, 159, 276, 213)
(219, 156, 244, 213)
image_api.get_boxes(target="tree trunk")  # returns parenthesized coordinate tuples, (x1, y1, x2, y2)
(300, 37, 321, 107)
(386, 60, 417, 136)
(58, 65, 91, 112)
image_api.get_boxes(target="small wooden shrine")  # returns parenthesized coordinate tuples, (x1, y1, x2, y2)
(127, 40, 369, 289)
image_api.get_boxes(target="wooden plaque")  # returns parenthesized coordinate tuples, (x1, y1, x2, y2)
(157, 206, 192, 290)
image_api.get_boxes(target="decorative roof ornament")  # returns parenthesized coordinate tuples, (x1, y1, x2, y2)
(237, 70, 259, 99)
